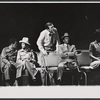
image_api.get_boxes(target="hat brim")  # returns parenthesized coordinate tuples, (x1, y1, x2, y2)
(19, 40, 30, 45)
(61, 36, 69, 39)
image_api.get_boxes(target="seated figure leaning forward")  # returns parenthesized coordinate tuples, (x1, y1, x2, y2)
(57, 32, 77, 84)
(1, 38, 18, 86)
(16, 37, 38, 85)
(89, 29, 100, 69)
(37, 22, 60, 85)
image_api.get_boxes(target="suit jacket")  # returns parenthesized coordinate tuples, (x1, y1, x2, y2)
(58, 43, 76, 62)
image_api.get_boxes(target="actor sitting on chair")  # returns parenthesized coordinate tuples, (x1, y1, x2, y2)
(57, 32, 77, 83)
(1, 38, 18, 86)
(16, 37, 38, 85)
(89, 29, 100, 69)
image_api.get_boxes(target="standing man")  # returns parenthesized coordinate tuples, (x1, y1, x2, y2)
(57, 33, 77, 84)
(37, 22, 60, 85)
(37, 22, 60, 55)
(1, 38, 18, 86)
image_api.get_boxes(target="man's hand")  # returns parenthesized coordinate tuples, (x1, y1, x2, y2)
(10, 61, 16, 66)
(42, 50, 48, 56)
(66, 52, 74, 56)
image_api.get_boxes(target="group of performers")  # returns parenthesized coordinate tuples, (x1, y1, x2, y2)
(1, 22, 100, 86)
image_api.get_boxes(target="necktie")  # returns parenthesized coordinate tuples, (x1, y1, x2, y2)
(49, 33, 54, 47)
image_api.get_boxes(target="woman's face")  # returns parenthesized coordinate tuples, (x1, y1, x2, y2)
(21, 43, 26, 49)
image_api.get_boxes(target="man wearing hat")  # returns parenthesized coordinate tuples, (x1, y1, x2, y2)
(57, 32, 76, 84)
(1, 38, 18, 86)
(16, 37, 38, 85)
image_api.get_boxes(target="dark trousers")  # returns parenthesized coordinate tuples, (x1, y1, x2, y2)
(3, 64, 16, 86)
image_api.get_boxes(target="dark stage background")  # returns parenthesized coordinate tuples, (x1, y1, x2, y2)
(0, 3, 100, 52)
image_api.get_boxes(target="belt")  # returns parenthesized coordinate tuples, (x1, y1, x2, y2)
(44, 46, 56, 51)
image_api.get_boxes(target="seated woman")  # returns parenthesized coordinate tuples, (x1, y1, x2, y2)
(16, 37, 38, 85)
(57, 33, 77, 84)
(89, 29, 100, 69)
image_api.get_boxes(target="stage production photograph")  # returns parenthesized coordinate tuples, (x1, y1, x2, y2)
(0, 3, 100, 86)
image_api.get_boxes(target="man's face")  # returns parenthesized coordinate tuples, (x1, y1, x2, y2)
(63, 37, 69, 44)
(48, 25, 55, 33)
(12, 41, 18, 49)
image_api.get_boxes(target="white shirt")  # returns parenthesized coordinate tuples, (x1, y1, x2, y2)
(37, 29, 60, 53)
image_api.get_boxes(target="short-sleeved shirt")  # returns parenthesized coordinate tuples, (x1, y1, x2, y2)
(89, 40, 100, 61)
(1, 46, 17, 63)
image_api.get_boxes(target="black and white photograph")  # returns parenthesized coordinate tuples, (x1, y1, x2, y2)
(0, 3, 100, 86)
(1, 2, 100, 98)
(0, 2, 100, 98)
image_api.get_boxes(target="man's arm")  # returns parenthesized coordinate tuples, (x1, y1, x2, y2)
(37, 30, 47, 55)
(64, 45, 76, 56)
(89, 43, 100, 61)
(1, 48, 9, 64)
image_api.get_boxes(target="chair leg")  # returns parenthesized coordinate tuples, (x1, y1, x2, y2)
(72, 75, 74, 85)
(1, 74, 3, 86)
(82, 72, 87, 85)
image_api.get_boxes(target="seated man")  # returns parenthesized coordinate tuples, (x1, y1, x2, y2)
(89, 29, 100, 69)
(57, 33, 77, 84)
(1, 38, 18, 86)
(16, 37, 38, 86)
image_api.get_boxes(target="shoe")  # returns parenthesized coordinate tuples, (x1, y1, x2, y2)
(32, 76, 36, 81)
(57, 79, 61, 85)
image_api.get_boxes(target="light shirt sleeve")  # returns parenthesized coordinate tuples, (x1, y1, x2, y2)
(1, 48, 9, 64)
(37, 30, 46, 53)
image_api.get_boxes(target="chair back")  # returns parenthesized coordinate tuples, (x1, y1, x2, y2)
(37, 52, 61, 67)
(75, 50, 91, 67)
(44, 52, 61, 66)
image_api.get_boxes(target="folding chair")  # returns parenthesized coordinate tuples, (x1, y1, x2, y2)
(37, 51, 61, 85)
(43, 52, 78, 85)
(44, 52, 62, 85)
(75, 50, 91, 85)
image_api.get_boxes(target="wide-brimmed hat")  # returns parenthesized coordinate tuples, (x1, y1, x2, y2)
(61, 32, 69, 39)
(19, 37, 30, 45)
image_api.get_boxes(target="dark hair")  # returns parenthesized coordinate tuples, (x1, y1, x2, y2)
(94, 29, 100, 41)
(45, 22, 53, 29)
(9, 38, 17, 45)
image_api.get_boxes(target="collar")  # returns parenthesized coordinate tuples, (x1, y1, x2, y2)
(21, 48, 30, 52)
(63, 43, 68, 46)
